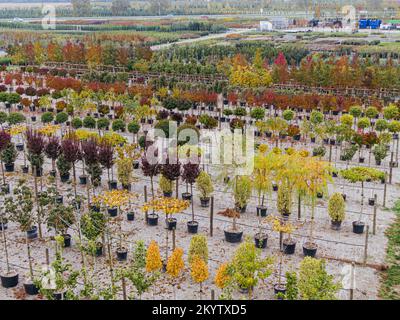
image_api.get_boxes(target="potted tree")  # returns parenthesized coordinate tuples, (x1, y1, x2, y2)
(47, 202, 76, 248)
(233, 175, 253, 213)
(190, 256, 209, 299)
(181, 162, 200, 233)
(3, 178, 39, 293)
(218, 208, 242, 243)
(0, 142, 17, 172)
(303, 158, 332, 257)
(56, 153, 72, 183)
(195, 171, 214, 207)
(99, 142, 116, 190)
(0, 129, 11, 193)
(44, 136, 61, 179)
(327, 193, 346, 230)
(298, 257, 340, 299)
(373, 143, 388, 166)
(81, 209, 107, 257)
(340, 167, 384, 234)
(277, 181, 292, 219)
(227, 238, 274, 299)
(159, 174, 174, 198)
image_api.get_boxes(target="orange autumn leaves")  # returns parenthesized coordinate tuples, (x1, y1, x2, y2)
(145, 240, 209, 286)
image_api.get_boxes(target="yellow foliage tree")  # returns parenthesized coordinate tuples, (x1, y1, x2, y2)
(214, 263, 230, 289)
(145, 240, 163, 273)
(190, 255, 209, 296)
(166, 248, 185, 279)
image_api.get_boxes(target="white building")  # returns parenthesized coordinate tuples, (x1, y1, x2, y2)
(259, 21, 273, 31)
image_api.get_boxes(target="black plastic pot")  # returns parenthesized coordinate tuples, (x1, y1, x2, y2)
(331, 220, 342, 231)
(303, 242, 318, 257)
(24, 282, 39, 295)
(273, 284, 287, 299)
(56, 195, 63, 204)
(273, 184, 278, 192)
(79, 175, 87, 185)
(90, 205, 100, 213)
(27, 226, 38, 240)
(342, 194, 347, 201)
(359, 157, 365, 163)
(256, 205, 268, 217)
(108, 180, 118, 190)
(127, 212, 135, 221)
(224, 230, 243, 243)
(187, 221, 198, 234)
(147, 213, 159, 226)
(166, 218, 177, 230)
(31, 116, 36, 122)
(49, 169, 56, 177)
(200, 197, 210, 208)
(235, 205, 247, 214)
(0, 272, 19, 288)
(53, 292, 66, 300)
(22, 166, 29, 174)
(311, 137, 316, 143)
(60, 173, 70, 183)
(283, 239, 296, 255)
(4, 163, 14, 172)
(375, 159, 382, 166)
(35, 167, 42, 177)
(0, 222, 7, 231)
(317, 192, 323, 199)
(182, 192, 192, 202)
(163, 191, 173, 198)
(254, 233, 268, 249)
(353, 221, 365, 234)
(63, 234, 71, 248)
(122, 184, 131, 191)
(95, 243, 103, 257)
(368, 198, 375, 206)
(117, 248, 128, 261)
(133, 161, 140, 169)
(16, 143, 24, 152)
(108, 207, 118, 217)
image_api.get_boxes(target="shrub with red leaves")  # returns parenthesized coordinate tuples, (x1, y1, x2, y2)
(98, 142, 114, 169)
(141, 157, 160, 177)
(61, 138, 81, 164)
(0, 130, 11, 151)
(162, 157, 181, 181)
(181, 162, 200, 185)
(45, 136, 61, 161)
(81, 139, 99, 165)
(25, 129, 45, 156)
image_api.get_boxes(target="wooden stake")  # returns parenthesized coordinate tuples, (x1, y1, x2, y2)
(210, 196, 214, 237)
(172, 228, 176, 251)
(349, 262, 355, 300)
(211, 289, 215, 300)
(363, 225, 370, 266)
(144, 185, 148, 224)
(389, 152, 394, 184)
(372, 194, 377, 235)
(122, 277, 127, 300)
(383, 177, 387, 208)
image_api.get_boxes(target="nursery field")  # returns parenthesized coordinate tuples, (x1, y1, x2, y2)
(0, 26, 400, 301)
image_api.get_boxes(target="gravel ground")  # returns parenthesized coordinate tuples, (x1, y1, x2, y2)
(0, 128, 397, 300)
